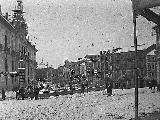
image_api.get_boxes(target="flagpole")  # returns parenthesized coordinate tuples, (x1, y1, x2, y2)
(133, 10, 138, 120)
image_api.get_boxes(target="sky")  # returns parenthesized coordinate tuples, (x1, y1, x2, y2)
(0, 0, 157, 68)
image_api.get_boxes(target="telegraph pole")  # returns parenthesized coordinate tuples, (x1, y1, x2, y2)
(4, 35, 8, 89)
(46, 62, 49, 82)
(133, 10, 138, 120)
(100, 51, 103, 81)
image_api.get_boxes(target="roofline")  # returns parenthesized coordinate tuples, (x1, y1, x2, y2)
(0, 14, 15, 32)
(27, 40, 38, 52)
(85, 54, 99, 58)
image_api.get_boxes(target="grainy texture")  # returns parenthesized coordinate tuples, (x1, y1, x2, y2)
(0, 88, 160, 120)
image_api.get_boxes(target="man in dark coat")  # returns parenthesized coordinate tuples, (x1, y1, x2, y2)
(28, 86, 34, 100)
(34, 86, 39, 100)
(81, 83, 85, 95)
(148, 81, 152, 90)
(2, 88, 6, 100)
(107, 83, 113, 96)
(69, 82, 73, 95)
(19, 87, 25, 100)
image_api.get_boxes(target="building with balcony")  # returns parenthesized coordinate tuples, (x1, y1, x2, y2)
(0, 1, 37, 90)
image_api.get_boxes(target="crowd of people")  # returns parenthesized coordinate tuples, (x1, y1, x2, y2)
(15, 85, 43, 100)
(1, 78, 159, 100)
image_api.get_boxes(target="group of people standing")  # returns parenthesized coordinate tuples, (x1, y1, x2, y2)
(16, 85, 42, 100)
(68, 80, 89, 95)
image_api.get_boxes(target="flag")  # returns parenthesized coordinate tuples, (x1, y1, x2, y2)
(132, 0, 160, 11)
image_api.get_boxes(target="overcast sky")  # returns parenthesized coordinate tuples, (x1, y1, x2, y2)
(0, 0, 156, 68)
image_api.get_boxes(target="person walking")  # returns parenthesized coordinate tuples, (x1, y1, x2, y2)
(69, 82, 73, 95)
(29, 86, 34, 100)
(81, 82, 85, 95)
(107, 83, 113, 96)
(34, 86, 39, 100)
(19, 87, 25, 100)
(148, 81, 152, 90)
(2, 88, 6, 100)
(16, 89, 20, 100)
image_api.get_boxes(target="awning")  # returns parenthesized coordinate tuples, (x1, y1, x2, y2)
(132, 0, 160, 10)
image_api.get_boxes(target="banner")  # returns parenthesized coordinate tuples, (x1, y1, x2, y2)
(132, 0, 160, 10)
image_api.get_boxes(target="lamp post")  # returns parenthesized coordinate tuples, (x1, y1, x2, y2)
(4, 35, 8, 89)
(133, 10, 138, 120)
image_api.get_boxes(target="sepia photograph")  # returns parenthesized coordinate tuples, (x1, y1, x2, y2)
(0, 0, 160, 119)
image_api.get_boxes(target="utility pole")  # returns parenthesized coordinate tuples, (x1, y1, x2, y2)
(4, 35, 8, 89)
(133, 10, 138, 120)
(100, 51, 103, 81)
(46, 62, 49, 82)
(103, 51, 106, 84)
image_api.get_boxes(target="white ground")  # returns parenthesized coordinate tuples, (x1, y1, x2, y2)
(0, 87, 160, 120)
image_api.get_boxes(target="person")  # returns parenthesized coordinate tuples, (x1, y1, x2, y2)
(2, 88, 6, 100)
(19, 87, 25, 100)
(69, 82, 73, 95)
(107, 83, 113, 96)
(105, 82, 108, 89)
(81, 82, 85, 95)
(148, 81, 152, 90)
(34, 86, 39, 100)
(28, 86, 34, 100)
(16, 89, 20, 100)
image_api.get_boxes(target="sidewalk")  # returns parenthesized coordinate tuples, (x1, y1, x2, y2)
(140, 112, 160, 120)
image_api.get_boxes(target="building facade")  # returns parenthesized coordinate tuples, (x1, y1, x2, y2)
(0, 1, 37, 90)
(0, 12, 16, 90)
(153, 26, 160, 90)
(106, 44, 156, 88)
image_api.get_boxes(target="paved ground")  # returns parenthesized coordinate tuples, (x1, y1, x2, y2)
(131, 112, 160, 120)
(141, 112, 160, 120)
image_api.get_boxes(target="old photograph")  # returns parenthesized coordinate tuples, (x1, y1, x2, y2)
(0, 0, 160, 119)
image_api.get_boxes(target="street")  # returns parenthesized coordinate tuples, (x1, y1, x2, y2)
(0, 87, 160, 120)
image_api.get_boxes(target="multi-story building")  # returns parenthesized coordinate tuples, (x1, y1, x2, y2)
(153, 25, 160, 90)
(0, 0, 37, 90)
(111, 44, 156, 88)
(0, 12, 16, 90)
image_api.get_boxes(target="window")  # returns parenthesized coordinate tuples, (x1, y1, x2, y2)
(152, 64, 155, 70)
(152, 57, 155, 60)
(5, 35, 7, 51)
(5, 59, 8, 71)
(12, 61, 14, 71)
(28, 52, 30, 58)
(151, 72, 154, 77)
(148, 63, 151, 70)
